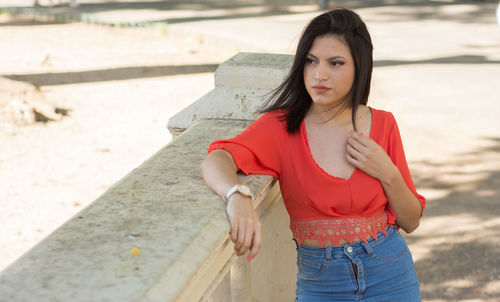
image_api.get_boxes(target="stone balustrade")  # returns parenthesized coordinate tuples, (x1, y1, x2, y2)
(168, 52, 293, 137)
(0, 53, 298, 301)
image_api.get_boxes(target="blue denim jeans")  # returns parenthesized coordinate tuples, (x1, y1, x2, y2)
(293, 226, 421, 301)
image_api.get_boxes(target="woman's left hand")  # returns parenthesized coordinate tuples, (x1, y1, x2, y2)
(346, 130, 398, 184)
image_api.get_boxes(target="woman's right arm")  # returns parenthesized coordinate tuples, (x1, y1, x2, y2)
(200, 149, 262, 261)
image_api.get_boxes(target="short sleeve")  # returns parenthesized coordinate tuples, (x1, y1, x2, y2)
(387, 113, 426, 216)
(207, 111, 286, 179)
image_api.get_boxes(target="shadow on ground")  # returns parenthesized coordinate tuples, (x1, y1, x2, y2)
(5, 0, 499, 26)
(408, 136, 500, 300)
(0, 19, 67, 26)
(3, 64, 219, 86)
(375, 55, 500, 67)
(5, 53, 499, 88)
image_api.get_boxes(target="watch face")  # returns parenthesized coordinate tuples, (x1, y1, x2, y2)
(240, 186, 251, 195)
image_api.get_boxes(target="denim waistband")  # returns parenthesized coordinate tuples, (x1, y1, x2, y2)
(295, 226, 396, 258)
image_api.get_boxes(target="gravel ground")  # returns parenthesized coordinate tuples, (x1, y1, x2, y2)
(0, 17, 239, 271)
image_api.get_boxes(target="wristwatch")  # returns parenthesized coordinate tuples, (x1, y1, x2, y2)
(223, 184, 253, 204)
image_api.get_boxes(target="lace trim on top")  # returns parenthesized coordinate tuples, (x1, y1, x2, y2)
(290, 211, 388, 247)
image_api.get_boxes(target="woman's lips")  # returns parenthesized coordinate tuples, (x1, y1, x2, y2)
(312, 86, 331, 93)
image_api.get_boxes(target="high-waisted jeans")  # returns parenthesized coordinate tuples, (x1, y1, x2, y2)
(293, 226, 421, 301)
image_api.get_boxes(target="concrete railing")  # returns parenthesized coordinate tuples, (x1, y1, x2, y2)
(168, 52, 293, 137)
(0, 53, 298, 301)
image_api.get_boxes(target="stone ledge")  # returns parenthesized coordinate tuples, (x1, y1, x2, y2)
(167, 52, 293, 136)
(0, 118, 274, 302)
(214, 52, 293, 90)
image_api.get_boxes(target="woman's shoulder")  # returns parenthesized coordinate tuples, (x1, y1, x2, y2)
(370, 106, 397, 126)
(261, 108, 289, 117)
(369, 106, 399, 141)
(255, 109, 289, 127)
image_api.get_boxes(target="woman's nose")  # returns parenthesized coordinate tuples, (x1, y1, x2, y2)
(314, 63, 328, 81)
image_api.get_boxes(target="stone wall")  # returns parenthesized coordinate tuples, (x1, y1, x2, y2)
(0, 52, 298, 301)
(168, 52, 293, 137)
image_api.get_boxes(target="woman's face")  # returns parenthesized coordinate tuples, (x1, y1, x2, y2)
(303, 34, 355, 112)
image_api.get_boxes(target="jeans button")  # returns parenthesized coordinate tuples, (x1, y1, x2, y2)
(347, 246, 353, 253)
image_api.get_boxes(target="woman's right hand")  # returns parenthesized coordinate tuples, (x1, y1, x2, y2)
(225, 194, 262, 261)
(200, 150, 262, 259)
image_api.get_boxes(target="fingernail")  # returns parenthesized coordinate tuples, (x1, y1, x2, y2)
(361, 132, 365, 136)
(349, 130, 353, 134)
(247, 257, 252, 262)
(236, 253, 241, 257)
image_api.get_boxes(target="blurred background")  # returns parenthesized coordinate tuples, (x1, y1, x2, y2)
(1, 0, 499, 300)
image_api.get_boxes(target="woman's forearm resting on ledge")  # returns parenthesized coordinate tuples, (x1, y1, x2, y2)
(201, 149, 262, 260)
(201, 149, 241, 199)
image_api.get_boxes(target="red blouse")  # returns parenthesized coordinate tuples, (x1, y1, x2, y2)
(207, 106, 426, 247)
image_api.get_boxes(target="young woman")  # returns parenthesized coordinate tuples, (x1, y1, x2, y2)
(201, 8, 425, 301)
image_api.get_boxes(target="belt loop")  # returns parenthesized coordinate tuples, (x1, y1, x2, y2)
(325, 246, 333, 261)
(362, 241, 374, 255)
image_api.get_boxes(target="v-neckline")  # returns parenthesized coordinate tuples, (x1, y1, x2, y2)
(301, 106, 375, 182)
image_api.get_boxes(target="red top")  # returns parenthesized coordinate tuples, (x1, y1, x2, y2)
(208, 106, 426, 247)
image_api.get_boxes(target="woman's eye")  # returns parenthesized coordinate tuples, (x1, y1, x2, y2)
(305, 58, 317, 64)
(331, 61, 344, 66)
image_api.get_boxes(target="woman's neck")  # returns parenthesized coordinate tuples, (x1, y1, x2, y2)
(307, 104, 354, 126)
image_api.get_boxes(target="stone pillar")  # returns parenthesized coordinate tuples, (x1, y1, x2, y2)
(167, 52, 293, 137)
(207, 273, 231, 302)
(230, 257, 251, 302)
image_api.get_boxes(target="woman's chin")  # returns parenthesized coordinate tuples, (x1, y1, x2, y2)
(311, 98, 341, 108)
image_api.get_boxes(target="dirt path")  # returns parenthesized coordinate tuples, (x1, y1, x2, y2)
(0, 17, 239, 271)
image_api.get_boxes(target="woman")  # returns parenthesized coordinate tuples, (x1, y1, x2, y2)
(201, 8, 425, 301)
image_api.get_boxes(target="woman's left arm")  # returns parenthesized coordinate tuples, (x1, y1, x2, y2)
(346, 130, 422, 233)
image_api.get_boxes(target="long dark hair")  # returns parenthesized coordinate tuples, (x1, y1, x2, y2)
(259, 8, 373, 133)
